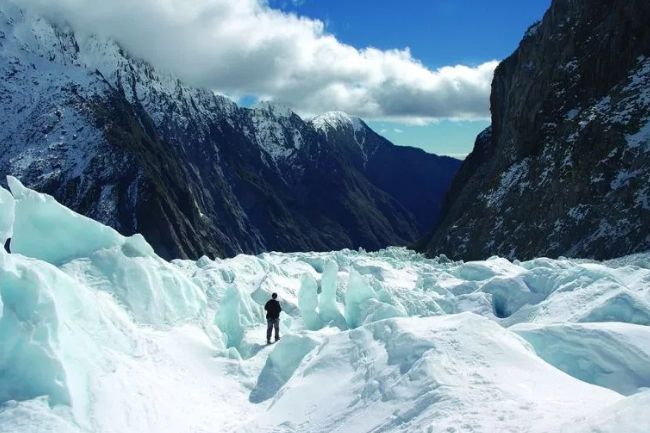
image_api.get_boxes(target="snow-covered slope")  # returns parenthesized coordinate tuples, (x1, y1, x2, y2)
(0, 1, 460, 260)
(1, 181, 649, 433)
(239, 314, 619, 433)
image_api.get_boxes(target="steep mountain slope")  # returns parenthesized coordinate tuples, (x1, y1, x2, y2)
(423, 0, 650, 260)
(311, 112, 461, 229)
(0, 3, 460, 260)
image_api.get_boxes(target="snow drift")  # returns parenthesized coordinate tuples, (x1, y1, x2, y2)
(0, 179, 649, 433)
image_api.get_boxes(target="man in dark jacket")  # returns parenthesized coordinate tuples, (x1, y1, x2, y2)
(264, 293, 282, 344)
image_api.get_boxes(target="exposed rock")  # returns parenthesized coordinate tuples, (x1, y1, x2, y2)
(423, 0, 650, 260)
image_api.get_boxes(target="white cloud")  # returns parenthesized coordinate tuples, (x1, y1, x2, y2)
(393, 128, 404, 134)
(14, 0, 497, 122)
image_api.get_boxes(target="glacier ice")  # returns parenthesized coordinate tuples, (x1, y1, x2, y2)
(512, 322, 650, 395)
(7, 176, 205, 325)
(62, 248, 207, 325)
(1, 180, 649, 433)
(0, 186, 14, 245)
(249, 334, 320, 403)
(214, 284, 247, 349)
(568, 390, 650, 433)
(8, 176, 154, 265)
(0, 398, 81, 433)
(239, 313, 620, 433)
(0, 253, 70, 406)
(344, 268, 377, 327)
(297, 273, 322, 330)
(0, 247, 143, 428)
(317, 260, 346, 329)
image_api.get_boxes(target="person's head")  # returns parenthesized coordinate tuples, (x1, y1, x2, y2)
(271, 292, 278, 299)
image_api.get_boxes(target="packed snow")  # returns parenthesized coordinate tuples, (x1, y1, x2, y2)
(1, 179, 649, 433)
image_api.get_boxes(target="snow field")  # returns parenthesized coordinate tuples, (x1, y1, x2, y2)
(1, 178, 649, 433)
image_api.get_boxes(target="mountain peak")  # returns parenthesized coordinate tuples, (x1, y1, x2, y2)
(310, 111, 365, 134)
(252, 101, 295, 118)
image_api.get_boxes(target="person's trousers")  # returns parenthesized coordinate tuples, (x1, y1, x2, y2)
(266, 318, 280, 342)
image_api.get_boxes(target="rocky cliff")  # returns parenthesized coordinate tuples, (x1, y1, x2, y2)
(423, 0, 650, 260)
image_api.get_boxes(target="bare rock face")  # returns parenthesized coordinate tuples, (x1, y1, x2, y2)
(0, 4, 460, 260)
(423, 0, 650, 260)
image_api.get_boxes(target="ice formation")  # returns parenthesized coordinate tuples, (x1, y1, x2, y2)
(0, 185, 13, 245)
(317, 260, 346, 329)
(511, 322, 650, 395)
(1, 179, 649, 433)
(297, 273, 321, 330)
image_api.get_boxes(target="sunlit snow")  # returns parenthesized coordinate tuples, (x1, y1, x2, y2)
(1, 178, 649, 433)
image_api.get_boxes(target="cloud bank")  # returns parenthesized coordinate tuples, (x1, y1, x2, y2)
(15, 0, 498, 121)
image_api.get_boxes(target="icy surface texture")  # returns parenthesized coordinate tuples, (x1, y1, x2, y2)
(249, 334, 320, 403)
(297, 273, 322, 330)
(0, 254, 70, 406)
(8, 176, 205, 325)
(512, 322, 650, 395)
(317, 260, 346, 329)
(0, 398, 81, 433)
(568, 390, 650, 433)
(215, 285, 248, 349)
(240, 314, 620, 433)
(343, 268, 377, 328)
(0, 186, 14, 245)
(0, 250, 141, 428)
(8, 176, 154, 265)
(1, 181, 649, 432)
(62, 249, 206, 325)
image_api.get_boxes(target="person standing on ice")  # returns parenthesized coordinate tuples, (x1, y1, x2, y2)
(264, 293, 282, 344)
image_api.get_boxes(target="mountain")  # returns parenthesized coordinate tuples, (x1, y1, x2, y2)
(0, 3, 460, 260)
(422, 0, 650, 261)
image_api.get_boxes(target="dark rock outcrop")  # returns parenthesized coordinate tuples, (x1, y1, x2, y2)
(423, 0, 650, 260)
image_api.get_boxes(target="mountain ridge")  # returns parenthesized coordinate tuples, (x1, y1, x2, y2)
(0, 2, 460, 260)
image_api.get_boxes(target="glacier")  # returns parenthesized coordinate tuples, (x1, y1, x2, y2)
(0, 179, 649, 433)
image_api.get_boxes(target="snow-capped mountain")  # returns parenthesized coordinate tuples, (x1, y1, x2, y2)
(0, 3, 460, 260)
(422, 0, 650, 260)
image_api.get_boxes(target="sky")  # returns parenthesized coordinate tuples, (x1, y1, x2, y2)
(270, 0, 551, 157)
(16, 0, 550, 158)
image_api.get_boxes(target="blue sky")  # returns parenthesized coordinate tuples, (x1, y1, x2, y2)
(271, 0, 551, 157)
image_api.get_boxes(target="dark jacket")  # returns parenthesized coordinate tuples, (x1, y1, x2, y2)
(264, 299, 282, 319)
